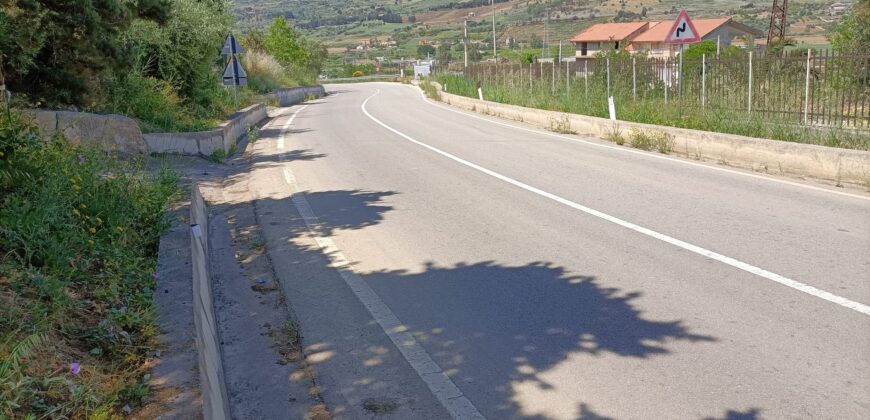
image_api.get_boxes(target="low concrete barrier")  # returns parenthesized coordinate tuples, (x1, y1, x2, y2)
(144, 103, 267, 157)
(23, 110, 147, 155)
(190, 184, 230, 420)
(147, 85, 326, 157)
(267, 85, 327, 107)
(436, 90, 870, 185)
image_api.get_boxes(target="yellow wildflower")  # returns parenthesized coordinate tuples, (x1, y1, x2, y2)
(116, 226, 124, 233)
(79, 203, 87, 209)
(72, 185, 81, 191)
(87, 240, 95, 246)
(89, 227, 97, 234)
(95, 217, 103, 225)
(73, 209, 80, 216)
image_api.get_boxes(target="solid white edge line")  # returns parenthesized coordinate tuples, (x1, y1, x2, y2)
(361, 89, 870, 317)
(275, 104, 487, 420)
(389, 83, 870, 202)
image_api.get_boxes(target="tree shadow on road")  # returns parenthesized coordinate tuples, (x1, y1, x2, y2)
(246, 185, 722, 419)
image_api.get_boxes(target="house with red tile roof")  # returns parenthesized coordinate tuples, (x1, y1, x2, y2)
(569, 17, 762, 60)
(629, 17, 763, 58)
(568, 22, 649, 59)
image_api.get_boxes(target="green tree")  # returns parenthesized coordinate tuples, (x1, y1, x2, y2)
(265, 17, 308, 67)
(436, 43, 452, 66)
(682, 40, 717, 60)
(830, 0, 870, 53)
(417, 44, 436, 59)
(0, 0, 171, 106)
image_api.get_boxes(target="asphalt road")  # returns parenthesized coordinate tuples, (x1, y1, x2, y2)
(249, 82, 870, 420)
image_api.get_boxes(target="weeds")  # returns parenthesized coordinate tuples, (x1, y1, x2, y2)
(0, 110, 178, 417)
(605, 126, 626, 145)
(549, 115, 576, 134)
(629, 128, 653, 151)
(420, 81, 441, 101)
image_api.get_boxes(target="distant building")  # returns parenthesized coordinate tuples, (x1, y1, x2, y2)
(569, 17, 762, 59)
(629, 18, 762, 58)
(568, 22, 650, 59)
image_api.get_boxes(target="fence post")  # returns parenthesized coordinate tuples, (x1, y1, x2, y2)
(748, 51, 753, 114)
(702, 54, 706, 109)
(584, 60, 589, 100)
(552, 61, 556, 94)
(804, 49, 812, 125)
(632, 56, 637, 102)
(664, 59, 668, 105)
(606, 58, 611, 98)
(529, 63, 533, 91)
(566, 60, 570, 92)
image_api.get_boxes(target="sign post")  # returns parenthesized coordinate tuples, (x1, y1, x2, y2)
(664, 10, 700, 99)
(221, 33, 247, 111)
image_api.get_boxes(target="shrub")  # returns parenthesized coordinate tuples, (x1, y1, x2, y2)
(629, 128, 653, 150)
(352, 70, 364, 78)
(605, 126, 626, 145)
(243, 51, 295, 94)
(652, 130, 675, 154)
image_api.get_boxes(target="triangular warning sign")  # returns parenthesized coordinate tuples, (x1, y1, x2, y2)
(665, 10, 701, 44)
(222, 56, 248, 86)
(221, 33, 245, 56)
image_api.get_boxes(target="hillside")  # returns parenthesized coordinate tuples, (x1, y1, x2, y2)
(232, 0, 849, 74)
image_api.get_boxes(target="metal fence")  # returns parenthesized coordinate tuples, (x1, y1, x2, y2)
(457, 50, 870, 130)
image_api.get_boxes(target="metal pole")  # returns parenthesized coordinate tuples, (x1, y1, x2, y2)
(559, 40, 563, 63)
(678, 44, 684, 98)
(748, 50, 753, 114)
(464, 19, 469, 68)
(566, 60, 570, 92)
(606, 58, 611, 98)
(632, 56, 637, 102)
(529, 62, 533, 90)
(551, 61, 555, 94)
(804, 49, 812, 125)
(717, 35, 721, 57)
(702, 54, 706, 109)
(491, 0, 497, 60)
(584, 60, 588, 100)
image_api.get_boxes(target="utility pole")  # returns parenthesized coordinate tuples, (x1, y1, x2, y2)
(543, 8, 549, 59)
(491, 0, 497, 60)
(464, 19, 469, 68)
(558, 40, 563, 63)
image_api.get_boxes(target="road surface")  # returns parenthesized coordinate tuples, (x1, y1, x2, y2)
(244, 82, 870, 419)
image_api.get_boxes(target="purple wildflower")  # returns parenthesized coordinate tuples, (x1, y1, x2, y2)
(78, 154, 86, 164)
(70, 362, 81, 375)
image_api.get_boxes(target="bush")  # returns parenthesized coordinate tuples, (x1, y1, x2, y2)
(243, 51, 296, 94)
(98, 71, 215, 133)
(629, 128, 653, 150)
(0, 111, 178, 417)
(352, 70, 364, 77)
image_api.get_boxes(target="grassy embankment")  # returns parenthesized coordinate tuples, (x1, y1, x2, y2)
(0, 109, 178, 417)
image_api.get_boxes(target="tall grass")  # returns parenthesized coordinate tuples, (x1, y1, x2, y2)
(435, 64, 870, 151)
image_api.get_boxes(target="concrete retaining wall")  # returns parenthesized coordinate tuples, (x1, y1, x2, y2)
(437, 90, 870, 185)
(190, 184, 230, 420)
(23, 110, 147, 155)
(144, 103, 267, 157)
(263, 85, 327, 107)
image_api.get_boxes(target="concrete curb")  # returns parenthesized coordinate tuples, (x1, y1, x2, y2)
(190, 184, 231, 420)
(421, 82, 870, 186)
(145, 85, 326, 157)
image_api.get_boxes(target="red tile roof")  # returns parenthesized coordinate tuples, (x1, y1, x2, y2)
(631, 18, 732, 43)
(569, 22, 649, 42)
